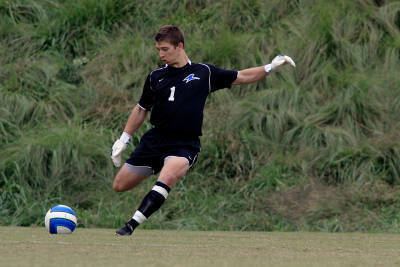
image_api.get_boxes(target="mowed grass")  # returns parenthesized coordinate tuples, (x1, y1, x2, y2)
(0, 227, 399, 267)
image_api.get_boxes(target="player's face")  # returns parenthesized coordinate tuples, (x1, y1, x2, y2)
(155, 41, 182, 66)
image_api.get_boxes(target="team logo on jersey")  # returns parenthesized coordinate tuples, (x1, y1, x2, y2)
(183, 74, 200, 83)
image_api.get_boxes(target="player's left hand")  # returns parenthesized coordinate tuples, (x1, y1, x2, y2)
(264, 54, 296, 73)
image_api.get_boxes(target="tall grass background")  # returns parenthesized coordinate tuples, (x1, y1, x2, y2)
(1, 0, 400, 232)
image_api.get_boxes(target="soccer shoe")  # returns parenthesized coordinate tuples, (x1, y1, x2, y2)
(115, 222, 134, 236)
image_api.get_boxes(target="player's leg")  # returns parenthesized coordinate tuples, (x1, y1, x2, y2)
(112, 163, 153, 192)
(116, 156, 191, 236)
(157, 156, 190, 187)
(113, 128, 157, 192)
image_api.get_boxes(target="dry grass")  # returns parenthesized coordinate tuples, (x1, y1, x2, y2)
(1, 226, 400, 267)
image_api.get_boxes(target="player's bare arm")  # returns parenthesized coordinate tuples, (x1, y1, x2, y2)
(233, 54, 296, 85)
(111, 105, 148, 167)
(123, 104, 148, 135)
(233, 66, 268, 85)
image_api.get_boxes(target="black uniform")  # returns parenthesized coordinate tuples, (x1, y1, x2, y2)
(126, 62, 238, 174)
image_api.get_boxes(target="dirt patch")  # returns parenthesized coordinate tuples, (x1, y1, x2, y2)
(266, 179, 345, 222)
(266, 179, 400, 230)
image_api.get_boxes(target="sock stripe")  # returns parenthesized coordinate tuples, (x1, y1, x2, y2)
(155, 181, 171, 192)
(152, 185, 169, 199)
(132, 211, 147, 224)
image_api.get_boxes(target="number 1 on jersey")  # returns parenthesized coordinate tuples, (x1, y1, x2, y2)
(168, 86, 176, 101)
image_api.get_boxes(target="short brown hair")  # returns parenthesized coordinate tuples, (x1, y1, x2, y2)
(154, 25, 184, 47)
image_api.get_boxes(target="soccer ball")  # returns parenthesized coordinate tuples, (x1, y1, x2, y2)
(45, 204, 77, 234)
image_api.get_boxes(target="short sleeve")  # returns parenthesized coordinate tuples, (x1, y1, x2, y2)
(207, 64, 238, 92)
(138, 75, 155, 110)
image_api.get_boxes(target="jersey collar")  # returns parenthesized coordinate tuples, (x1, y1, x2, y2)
(166, 59, 192, 71)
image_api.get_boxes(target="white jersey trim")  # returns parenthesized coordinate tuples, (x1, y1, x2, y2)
(137, 103, 148, 111)
(198, 63, 211, 92)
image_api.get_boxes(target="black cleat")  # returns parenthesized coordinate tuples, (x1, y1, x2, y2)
(115, 223, 134, 236)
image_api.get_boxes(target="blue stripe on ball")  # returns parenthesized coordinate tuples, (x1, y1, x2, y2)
(49, 218, 77, 234)
(50, 205, 76, 216)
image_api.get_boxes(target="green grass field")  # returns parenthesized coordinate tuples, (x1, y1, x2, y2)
(1, 227, 399, 267)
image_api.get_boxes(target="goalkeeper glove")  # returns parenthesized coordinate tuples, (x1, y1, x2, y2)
(264, 54, 296, 73)
(111, 132, 131, 167)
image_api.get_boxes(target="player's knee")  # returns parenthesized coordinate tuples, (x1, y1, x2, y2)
(112, 181, 123, 192)
(112, 176, 126, 192)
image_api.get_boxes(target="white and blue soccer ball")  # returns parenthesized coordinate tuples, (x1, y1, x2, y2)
(45, 204, 77, 234)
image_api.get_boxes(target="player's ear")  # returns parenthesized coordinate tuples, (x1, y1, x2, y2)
(177, 42, 184, 49)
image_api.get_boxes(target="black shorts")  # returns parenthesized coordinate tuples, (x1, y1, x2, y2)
(126, 128, 201, 174)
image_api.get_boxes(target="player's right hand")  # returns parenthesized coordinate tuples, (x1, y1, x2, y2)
(111, 132, 131, 167)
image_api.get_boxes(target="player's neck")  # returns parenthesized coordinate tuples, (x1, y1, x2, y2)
(170, 53, 189, 68)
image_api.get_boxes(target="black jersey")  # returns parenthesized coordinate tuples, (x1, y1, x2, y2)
(138, 62, 238, 137)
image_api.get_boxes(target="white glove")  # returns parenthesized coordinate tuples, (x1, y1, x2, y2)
(264, 54, 296, 73)
(111, 132, 131, 167)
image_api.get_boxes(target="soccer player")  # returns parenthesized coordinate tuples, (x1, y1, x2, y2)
(111, 25, 295, 236)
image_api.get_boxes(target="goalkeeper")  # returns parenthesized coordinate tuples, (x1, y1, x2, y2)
(111, 25, 295, 236)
